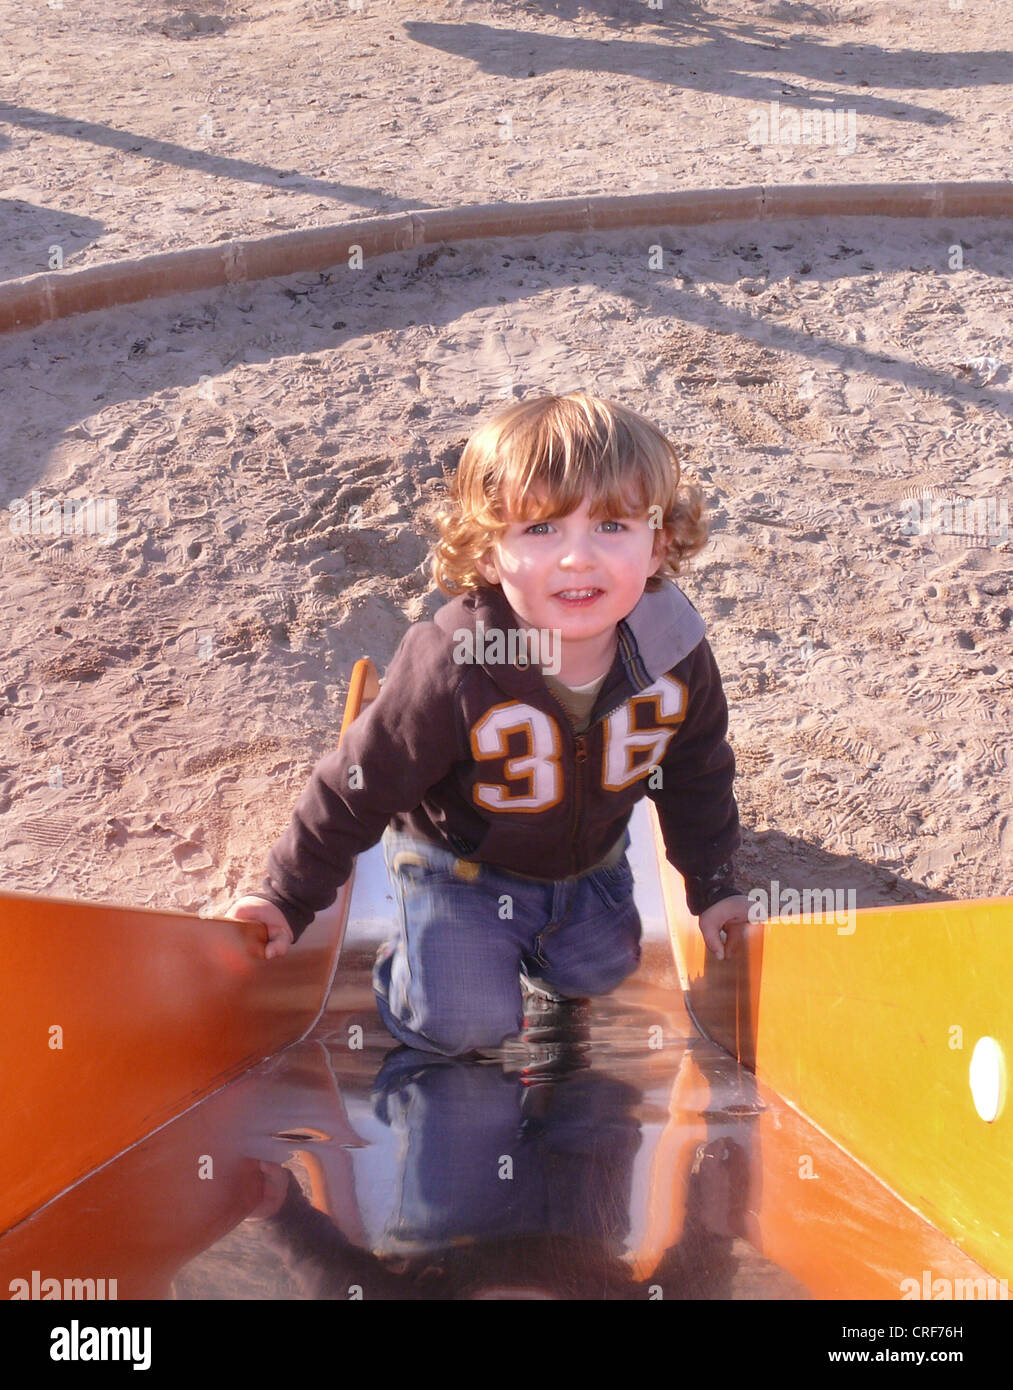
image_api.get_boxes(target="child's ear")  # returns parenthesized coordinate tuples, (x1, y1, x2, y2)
(475, 548, 499, 585)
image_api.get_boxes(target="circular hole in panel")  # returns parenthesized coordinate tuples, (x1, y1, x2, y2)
(271, 1128, 331, 1143)
(969, 1037, 1006, 1123)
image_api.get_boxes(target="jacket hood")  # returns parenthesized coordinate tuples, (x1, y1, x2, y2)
(433, 579, 706, 697)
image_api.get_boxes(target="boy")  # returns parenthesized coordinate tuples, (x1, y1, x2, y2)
(228, 392, 751, 1055)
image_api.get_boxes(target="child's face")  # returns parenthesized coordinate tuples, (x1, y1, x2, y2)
(475, 493, 666, 642)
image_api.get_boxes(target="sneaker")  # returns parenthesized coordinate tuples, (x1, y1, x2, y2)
(520, 973, 564, 1004)
(521, 983, 590, 1030)
(520, 973, 590, 1008)
(521, 988, 592, 1057)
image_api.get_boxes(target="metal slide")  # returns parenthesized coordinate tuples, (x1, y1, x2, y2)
(2, 660, 1008, 1301)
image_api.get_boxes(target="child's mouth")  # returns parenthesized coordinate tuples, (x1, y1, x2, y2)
(553, 588, 603, 607)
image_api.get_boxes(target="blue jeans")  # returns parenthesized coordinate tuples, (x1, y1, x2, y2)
(375, 826, 642, 1056)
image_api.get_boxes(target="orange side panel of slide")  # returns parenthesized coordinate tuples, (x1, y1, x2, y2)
(0, 660, 379, 1237)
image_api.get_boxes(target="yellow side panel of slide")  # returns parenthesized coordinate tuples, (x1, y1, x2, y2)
(658, 815, 1011, 1283)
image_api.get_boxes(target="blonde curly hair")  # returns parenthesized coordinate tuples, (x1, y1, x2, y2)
(421, 392, 709, 597)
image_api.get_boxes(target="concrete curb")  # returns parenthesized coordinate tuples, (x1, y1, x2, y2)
(2, 181, 1011, 336)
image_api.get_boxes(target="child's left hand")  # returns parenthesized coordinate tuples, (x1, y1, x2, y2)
(698, 894, 755, 961)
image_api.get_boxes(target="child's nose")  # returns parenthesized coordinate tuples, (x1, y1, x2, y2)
(557, 531, 597, 565)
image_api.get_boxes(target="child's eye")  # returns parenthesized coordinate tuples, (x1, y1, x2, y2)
(523, 519, 627, 535)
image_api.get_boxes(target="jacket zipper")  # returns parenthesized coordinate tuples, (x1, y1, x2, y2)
(572, 739, 587, 875)
(522, 630, 645, 873)
(543, 684, 592, 877)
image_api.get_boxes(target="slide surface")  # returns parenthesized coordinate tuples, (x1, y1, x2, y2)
(1, 661, 1006, 1300)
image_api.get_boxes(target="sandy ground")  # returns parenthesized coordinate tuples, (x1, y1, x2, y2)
(1, 0, 1011, 922)
(3, 0, 1013, 278)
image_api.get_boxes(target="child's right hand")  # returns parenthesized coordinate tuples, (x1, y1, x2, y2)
(226, 895, 295, 960)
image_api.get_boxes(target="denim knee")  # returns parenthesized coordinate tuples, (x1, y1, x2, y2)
(415, 1005, 522, 1056)
(543, 938, 641, 998)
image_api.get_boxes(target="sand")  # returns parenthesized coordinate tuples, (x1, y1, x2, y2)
(1, 0, 1011, 920)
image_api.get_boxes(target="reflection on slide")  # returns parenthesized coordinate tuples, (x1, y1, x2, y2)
(1, 659, 1006, 1300)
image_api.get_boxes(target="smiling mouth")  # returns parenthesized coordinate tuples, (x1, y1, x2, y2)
(554, 588, 603, 600)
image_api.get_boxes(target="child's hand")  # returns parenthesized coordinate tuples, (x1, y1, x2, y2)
(698, 894, 754, 961)
(226, 895, 295, 960)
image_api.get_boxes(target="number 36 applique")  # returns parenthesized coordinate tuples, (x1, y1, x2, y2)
(468, 673, 687, 812)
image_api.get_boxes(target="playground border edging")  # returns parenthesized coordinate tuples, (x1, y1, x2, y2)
(1, 181, 1011, 335)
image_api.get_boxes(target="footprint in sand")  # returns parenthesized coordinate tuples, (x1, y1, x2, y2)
(173, 840, 214, 873)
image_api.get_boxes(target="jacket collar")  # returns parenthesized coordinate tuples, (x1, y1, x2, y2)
(434, 579, 705, 697)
